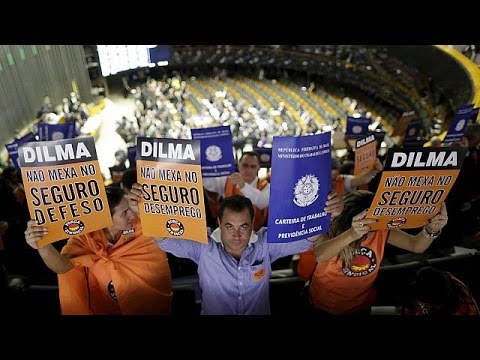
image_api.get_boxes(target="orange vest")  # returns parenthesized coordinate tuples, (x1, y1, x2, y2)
(205, 191, 221, 218)
(309, 229, 389, 315)
(224, 177, 269, 231)
(297, 246, 316, 281)
(58, 218, 172, 315)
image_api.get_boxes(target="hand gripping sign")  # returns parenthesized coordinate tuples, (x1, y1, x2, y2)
(366, 147, 467, 230)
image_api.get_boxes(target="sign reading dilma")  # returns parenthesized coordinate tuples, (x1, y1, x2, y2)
(136, 137, 207, 243)
(267, 132, 332, 243)
(18, 137, 111, 247)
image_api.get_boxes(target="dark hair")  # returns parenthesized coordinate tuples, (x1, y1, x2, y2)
(331, 190, 374, 237)
(331, 157, 340, 170)
(340, 161, 355, 175)
(239, 151, 260, 163)
(121, 168, 137, 191)
(105, 185, 126, 215)
(464, 123, 480, 141)
(412, 266, 459, 314)
(217, 195, 254, 221)
(1, 166, 17, 180)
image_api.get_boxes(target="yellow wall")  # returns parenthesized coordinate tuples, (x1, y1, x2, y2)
(423, 45, 480, 144)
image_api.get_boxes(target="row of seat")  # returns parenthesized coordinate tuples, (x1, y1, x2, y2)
(6, 251, 477, 315)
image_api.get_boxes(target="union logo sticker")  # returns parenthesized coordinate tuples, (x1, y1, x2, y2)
(63, 219, 85, 235)
(166, 219, 185, 236)
(343, 246, 377, 277)
(253, 267, 265, 281)
(387, 217, 406, 228)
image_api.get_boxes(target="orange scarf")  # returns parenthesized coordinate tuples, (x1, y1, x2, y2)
(58, 218, 172, 315)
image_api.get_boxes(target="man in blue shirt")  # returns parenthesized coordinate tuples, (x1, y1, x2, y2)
(128, 185, 343, 315)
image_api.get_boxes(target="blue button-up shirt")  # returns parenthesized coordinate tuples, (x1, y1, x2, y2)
(157, 227, 312, 315)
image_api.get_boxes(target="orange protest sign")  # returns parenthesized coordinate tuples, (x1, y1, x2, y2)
(136, 137, 207, 243)
(18, 137, 112, 247)
(354, 134, 377, 176)
(391, 111, 414, 138)
(366, 147, 467, 230)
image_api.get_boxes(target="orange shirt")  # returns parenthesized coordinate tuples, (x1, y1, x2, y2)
(297, 246, 316, 281)
(297, 176, 347, 281)
(224, 177, 269, 231)
(58, 218, 172, 315)
(309, 229, 389, 315)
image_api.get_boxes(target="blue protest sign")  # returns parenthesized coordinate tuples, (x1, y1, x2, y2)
(38, 121, 77, 141)
(191, 126, 236, 177)
(470, 107, 479, 123)
(268, 133, 332, 243)
(402, 120, 425, 147)
(346, 117, 370, 139)
(444, 104, 474, 144)
(5, 142, 20, 171)
(127, 145, 137, 168)
(370, 130, 386, 148)
(253, 147, 273, 168)
(17, 132, 37, 143)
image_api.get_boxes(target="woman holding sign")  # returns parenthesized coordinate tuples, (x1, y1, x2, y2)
(296, 157, 384, 281)
(24, 186, 172, 315)
(308, 190, 448, 315)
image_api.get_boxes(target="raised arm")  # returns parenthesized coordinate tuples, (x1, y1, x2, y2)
(387, 203, 448, 253)
(128, 183, 143, 217)
(25, 220, 73, 274)
(350, 158, 383, 188)
(314, 209, 376, 262)
(305, 191, 344, 242)
(202, 176, 227, 196)
(229, 173, 270, 209)
(154, 237, 204, 263)
(128, 183, 205, 262)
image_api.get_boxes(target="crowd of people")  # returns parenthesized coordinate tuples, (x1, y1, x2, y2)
(1, 116, 479, 315)
(1, 57, 480, 315)
(115, 74, 313, 153)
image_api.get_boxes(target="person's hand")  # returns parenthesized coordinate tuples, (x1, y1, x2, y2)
(367, 158, 384, 179)
(325, 191, 343, 219)
(25, 220, 48, 249)
(374, 158, 383, 172)
(350, 209, 377, 238)
(229, 173, 246, 189)
(128, 183, 142, 217)
(0, 221, 8, 236)
(425, 202, 448, 234)
(456, 136, 469, 148)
